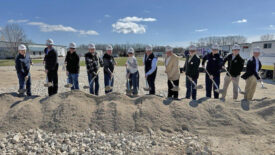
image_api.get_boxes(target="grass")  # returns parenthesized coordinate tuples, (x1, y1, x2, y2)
(0, 59, 44, 66)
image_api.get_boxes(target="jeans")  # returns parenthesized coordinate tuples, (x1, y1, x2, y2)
(104, 73, 114, 94)
(17, 72, 31, 96)
(205, 74, 220, 98)
(186, 77, 197, 100)
(128, 71, 139, 95)
(47, 68, 58, 96)
(88, 72, 99, 95)
(68, 73, 79, 90)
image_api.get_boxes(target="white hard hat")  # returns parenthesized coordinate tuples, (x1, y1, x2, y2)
(145, 45, 153, 51)
(211, 44, 220, 50)
(189, 45, 197, 51)
(69, 42, 76, 49)
(106, 44, 113, 51)
(127, 47, 134, 54)
(253, 47, 261, 53)
(18, 44, 26, 51)
(232, 44, 241, 50)
(88, 43, 96, 49)
(46, 38, 54, 45)
(165, 45, 173, 52)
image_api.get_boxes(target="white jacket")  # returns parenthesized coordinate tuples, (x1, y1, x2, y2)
(126, 56, 138, 73)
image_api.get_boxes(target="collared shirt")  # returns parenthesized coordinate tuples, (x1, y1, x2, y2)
(188, 55, 194, 63)
(165, 56, 171, 66)
(232, 55, 236, 60)
(255, 57, 259, 72)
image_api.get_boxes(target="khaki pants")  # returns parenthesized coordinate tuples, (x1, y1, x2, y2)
(244, 76, 257, 100)
(221, 75, 240, 99)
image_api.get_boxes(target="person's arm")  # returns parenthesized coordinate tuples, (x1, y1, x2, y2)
(15, 57, 22, 75)
(222, 55, 229, 67)
(145, 57, 157, 76)
(202, 54, 207, 67)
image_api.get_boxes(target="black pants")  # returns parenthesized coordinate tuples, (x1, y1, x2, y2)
(168, 80, 179, 99)
(147, 71, 157, 95)
(206, 74, 220, 98)
(47, 68, 58, 96)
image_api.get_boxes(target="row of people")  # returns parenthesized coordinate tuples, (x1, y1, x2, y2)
(15, 39, 262, 102)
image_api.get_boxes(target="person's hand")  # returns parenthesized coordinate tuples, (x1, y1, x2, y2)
(210, 75, 214, 79)
(45, 70, 48, 74)
(25, 76, 28, 82)
(222, 66, 225, 69)
(66, 71, 69, 76)
(202, 65, 205, 68)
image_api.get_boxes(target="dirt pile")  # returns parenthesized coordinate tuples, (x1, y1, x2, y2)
(0, 91, 274, 136)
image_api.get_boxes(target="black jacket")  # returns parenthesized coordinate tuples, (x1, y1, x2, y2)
(44, 47, 58, 71)
(15, 53, 31, 77)
(183, 54, 200, 79)
(241, 56, 262, 80)
(144, 53, 157, 74)
(202, 53, 223, 77)
(65, 51, 80, 74)
(222, 54, 244, 77)
(85, 52, 103, 75)
(103, 53, 115, 75)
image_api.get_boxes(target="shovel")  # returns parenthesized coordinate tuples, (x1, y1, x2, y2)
(64, 77, 73, 88)
(126, 78, 133, 95)
(44, 76, 53, 87)
(83, 71, 100, 89)
(187, 76, 203, 89)
(19, 76, 29, 93)
(224, 67, 246, 95)
(105, 68, 113, 91)
(204, 67, 223, 93)
(143, 77, 151, 91)
(170, 80, 180, 91)
(257, 72, 267, 89)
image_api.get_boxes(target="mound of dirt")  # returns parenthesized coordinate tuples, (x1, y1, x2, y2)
(0, 91, 274, 136)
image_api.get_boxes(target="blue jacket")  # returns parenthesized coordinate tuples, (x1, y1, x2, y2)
(15, 53, 31, 77)
(202, 53, 223, 76)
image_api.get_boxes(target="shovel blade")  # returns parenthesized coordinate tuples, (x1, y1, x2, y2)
(143, 87, 150, 91)
(83, 86, 90, 89)
(195, 85, 204, 89)
(44, 82, 53, 87)
(105, 86, 113, 91)
(18, 89, 26, 93)
(64, 83, 73, 88)
(171, 87, 180, 92)
(215, 89, 224, 94)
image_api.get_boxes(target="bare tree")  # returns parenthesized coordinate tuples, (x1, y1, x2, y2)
(261, 34, 274, 41)
(0, 23, 27, 57)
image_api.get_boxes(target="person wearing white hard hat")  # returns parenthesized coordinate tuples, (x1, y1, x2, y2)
(143, 45, 158, 95)
(220, 44, 245, 101)
(202, 44, 223, 99)
(15, 44, 32, 97)
(85, 43, 103, 95)
(164, 46, 180, 100)
(103, 44, 116, 94)
(241, 47, 262, 101)
(64, 42, 80, 90)
(125, 47, 139, 96)
(183, 45, 201, 100)
(44, 38, 59, 96)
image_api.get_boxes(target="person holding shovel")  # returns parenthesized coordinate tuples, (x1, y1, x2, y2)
(241, 47, 262, 101)
(202, 44, 223, 99)
(64, 42, 80, 90)
(183, 45, 201, 101)
(15, 44, 32, 97)
(220, 44, 245, 101)
(85, 43, 103, 95)
(164, 45, 180, 100)
(103, 45, 116, 94)
(143, 45, 158, 95)
(125, 47, 139, 97)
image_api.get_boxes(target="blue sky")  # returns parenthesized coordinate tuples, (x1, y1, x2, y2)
(0, 0, 275, 47)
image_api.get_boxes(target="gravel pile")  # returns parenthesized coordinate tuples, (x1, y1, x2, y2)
(0, 128, 213, 155)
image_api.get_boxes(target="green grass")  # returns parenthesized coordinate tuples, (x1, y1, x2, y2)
(0, 59, 43, 66)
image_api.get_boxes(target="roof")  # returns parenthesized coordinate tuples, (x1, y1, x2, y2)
(252, 40, 275, 44)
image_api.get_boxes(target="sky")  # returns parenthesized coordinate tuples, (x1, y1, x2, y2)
(0, 0, 275, 47)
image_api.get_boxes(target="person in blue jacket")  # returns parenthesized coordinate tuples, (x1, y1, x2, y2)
(15, 44, 32, 97)
(202, 44, 223, 99)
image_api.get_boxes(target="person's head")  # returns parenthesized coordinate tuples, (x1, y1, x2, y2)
(69, 42, 76, 53)
(127, 47, 134, 57)
(253, 47, 261, 58)
(165, 45, 173, 57)
(232, 44, 240, 56)
(88, 43, 96, 54)
(106, 45, 113, 55)
(18, 44, 26, 56)
(145, 45, 153, 56)
(46, 38, 54, 48)
(211, 44, 219, 54)
(189, 45, 197, 56)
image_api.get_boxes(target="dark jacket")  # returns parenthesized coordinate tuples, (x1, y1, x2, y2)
(183, 54, 200, 79)
(15, 53, 31, 77)
(103, 53, 115, 75)
(44, 47, 58, 71)
(65, 51, 80, 74)
(222, 54, 244, 77)
(202, 53, 223, 77)
(241, 56, 262, 80)
(85, 52, 103, 75)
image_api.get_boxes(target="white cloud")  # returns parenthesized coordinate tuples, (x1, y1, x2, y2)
(112, 16, 156, 34)
(104, 14, 111, 18)
(272, 12, 275, 15)
(232, 19, 247, 24)
(27, 22, 99, 35)
(195, 28, 208, 32)
(8, 19, 29, 23)
(268, 25, 275, 30)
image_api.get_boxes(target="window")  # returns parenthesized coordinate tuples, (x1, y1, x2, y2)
(39, 52, 41, 55)
(263, 43, 272, 49)
(33, 52, 35, 55)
